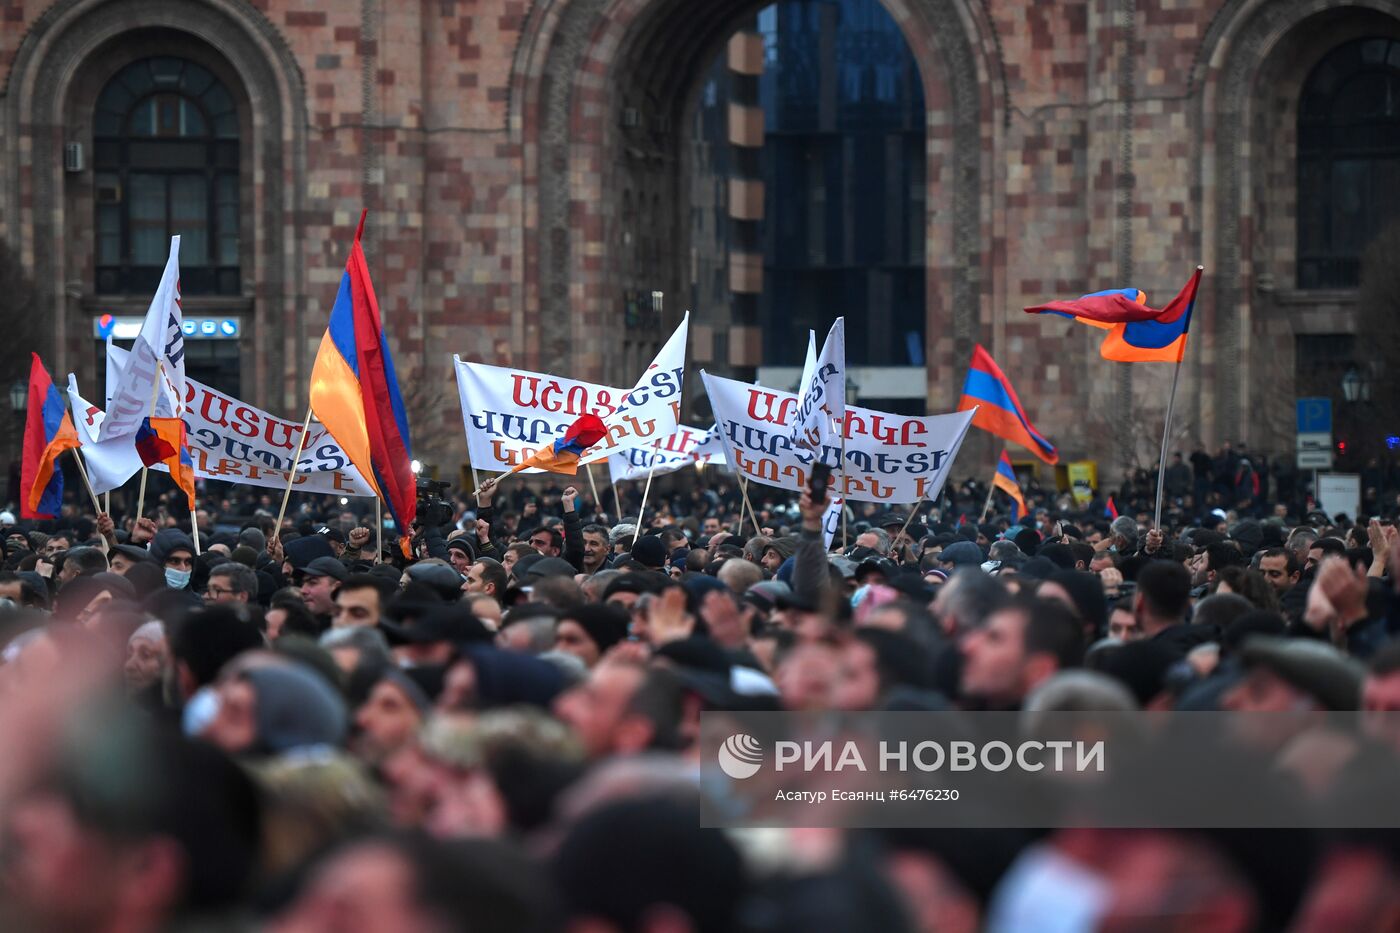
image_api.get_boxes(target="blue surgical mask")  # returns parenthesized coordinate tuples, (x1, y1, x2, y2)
(165, 567, 192, 590)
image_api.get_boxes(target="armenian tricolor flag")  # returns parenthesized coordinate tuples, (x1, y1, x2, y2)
(1026, 267, 1203, 364)
(1105, 496, 1119, 520)
(992, 451, 1027, 523)
(309, 211, 415, 549)
(957, 345, 1059, 465)
(21, 354, 80, 519)
(508, 414, 607, 476)
(134, 416, 196, 508)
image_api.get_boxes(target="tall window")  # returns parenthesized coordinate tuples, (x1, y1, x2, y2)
(1298, 37, 1400, 289)
(93, 57, 240, 296)
(692, 0, 925, 366)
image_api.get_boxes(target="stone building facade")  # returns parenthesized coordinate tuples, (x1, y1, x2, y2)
(1, 0, 1396, 476)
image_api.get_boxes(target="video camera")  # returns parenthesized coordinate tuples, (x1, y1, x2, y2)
(415, 477, 454, 528)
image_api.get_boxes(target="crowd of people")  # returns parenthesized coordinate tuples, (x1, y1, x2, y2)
(1, 448, 1400, 933)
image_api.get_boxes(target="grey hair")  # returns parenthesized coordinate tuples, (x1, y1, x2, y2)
(318, 626, 391, 667)
(537, 649, 589, 687)
(1110, 515, 1139, 543)
(934, 569, 1010, 634)
(863, 527, 892, 556)
(209, 562, 259, 596)
(988, 540, 1024, 561)
(609, 525, 638, 546)
(1022, 671, 1139, 722)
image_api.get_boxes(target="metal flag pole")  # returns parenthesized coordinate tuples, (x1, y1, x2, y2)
(375, 497, 383, 563)
(1153, 358, 1184, 532)
(1152, 265, 1202, 531)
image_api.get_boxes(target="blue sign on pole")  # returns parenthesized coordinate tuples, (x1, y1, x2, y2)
(1297, 397, 1332, 434)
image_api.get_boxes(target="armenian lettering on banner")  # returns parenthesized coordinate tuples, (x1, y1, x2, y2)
(607, 424, 729, 484)
(70, 372, 373, 498)
(700, 370, 975, 504)
(454, 315, 688, 473)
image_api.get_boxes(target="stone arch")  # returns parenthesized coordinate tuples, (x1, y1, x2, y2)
(1192, 0, 1400, 445)
(510, 0, 1001, 397)
(2, 0, 308, 407)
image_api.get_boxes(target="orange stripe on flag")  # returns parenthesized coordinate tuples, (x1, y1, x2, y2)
(309, 332, 384, 503)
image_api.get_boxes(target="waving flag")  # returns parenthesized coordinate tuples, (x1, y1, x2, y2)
(992, 452, 1027, 523)
(309, 211, 415, 545)
(21, 354, 81, 519)
(957, 345, 1059, 465)
(1026, 267, 1203, 364)
(134, 417, 196, 508)
(99, 237, 185, 441)
(789, 317, 845, 451)
(510, 414, 607, 476)
(1105, 496, 1119, 520)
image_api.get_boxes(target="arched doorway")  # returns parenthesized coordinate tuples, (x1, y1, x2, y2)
(687, 0, 928, 414)
(514, 0, 990, 409)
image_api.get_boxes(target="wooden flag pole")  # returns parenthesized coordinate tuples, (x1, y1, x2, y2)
(895, 496, 927, 548)
(189, 499, 201, 555)
(585, 462, 602, 522)
(612, 477, 623, 525)
(275, 408, 314, 534)
(738, 475, 761, 537)
(69, 449, 102, 514)
(134, 363, 164, 521)
(633, 459, 658, 546)
(979, 446, 1003, 524)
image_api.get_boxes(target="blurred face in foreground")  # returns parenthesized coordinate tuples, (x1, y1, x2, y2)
(271, 843, 449, 933)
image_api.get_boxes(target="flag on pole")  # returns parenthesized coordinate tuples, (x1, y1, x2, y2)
(1025, 268, 1203, 364)
(957, 345, 1059, 465)
(789, 317, 846, 451)
(992, 451, 1027, 523)
(99, 236, 185, 441)
(21, 354, 81, 519)
(509, 414, 607, 476)
(309, 211, 415, 547)
(134, 417, 196, 508)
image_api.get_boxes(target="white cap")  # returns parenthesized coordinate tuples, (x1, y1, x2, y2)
(0, 511, 15, 526)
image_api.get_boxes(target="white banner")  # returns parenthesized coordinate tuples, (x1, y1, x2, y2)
(454, 314, 688, 473)
(70, 370, 373, 497)
(99, 237, 186, 441)
(789, 317, 845, 451)
(700, 370, 974, 504)
(823, 495, 845, 550)
(606, 423, 728, 483)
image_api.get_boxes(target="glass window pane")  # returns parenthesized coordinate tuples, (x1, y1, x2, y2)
(97, 205, 121, 264)
(119, 61, 155, 96)
(180, 100, 207, 136)
(151, 57, 183, 85)
(172, 176, 208, 263)
(128, 98, 156, 136)
(202, 84, 233, 116)
(94, 110, 123, 136)
(96, 79, 134, 116)
(214, 113, 239, 139)
(181, 64, 214, 98)
(130, 174, 166, 264)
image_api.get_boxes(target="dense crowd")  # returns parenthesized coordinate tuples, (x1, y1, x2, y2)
(2, 441, 1400, 932)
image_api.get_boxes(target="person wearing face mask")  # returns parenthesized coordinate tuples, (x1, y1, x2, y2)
(148, 528, 200, 602)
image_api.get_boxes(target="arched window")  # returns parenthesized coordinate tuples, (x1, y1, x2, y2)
(1297, 37, 1400, 289)
(93, 57, 240, 296)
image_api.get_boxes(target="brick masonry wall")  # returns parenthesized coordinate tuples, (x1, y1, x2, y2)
(2, 0, 1396, 478)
